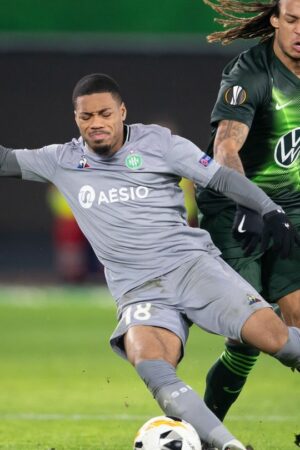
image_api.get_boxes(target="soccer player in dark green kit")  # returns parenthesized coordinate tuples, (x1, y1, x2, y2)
(196, 0, 300, 433)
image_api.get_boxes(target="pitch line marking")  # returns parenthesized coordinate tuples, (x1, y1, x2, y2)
(0, 413, 298, 422)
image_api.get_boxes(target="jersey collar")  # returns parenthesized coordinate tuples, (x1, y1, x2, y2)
(272, 49, 300, 86)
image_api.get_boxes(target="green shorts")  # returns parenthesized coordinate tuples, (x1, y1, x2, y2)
(200, 207, 300, 303)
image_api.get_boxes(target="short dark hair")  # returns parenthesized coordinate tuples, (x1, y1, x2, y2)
(72, 73, 122, 107)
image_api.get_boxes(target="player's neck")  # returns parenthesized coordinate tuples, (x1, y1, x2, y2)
(273, 41, 300, 78)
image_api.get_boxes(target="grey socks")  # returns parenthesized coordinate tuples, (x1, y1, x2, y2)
(273, 327, 300, 370)
(136, 359, 236, 449)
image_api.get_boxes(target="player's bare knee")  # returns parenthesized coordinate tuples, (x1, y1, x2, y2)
(242, 308, 289, 354)
(266, 329, 289, 354)
(253, 330, 289, 355)
(124, 325, 181, 367)
(125, 349, 179, 367)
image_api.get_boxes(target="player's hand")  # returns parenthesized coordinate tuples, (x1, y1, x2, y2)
(232, 206, 263, 256)
(262, 209, 300, 259)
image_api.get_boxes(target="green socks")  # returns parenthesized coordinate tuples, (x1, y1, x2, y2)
(204, 342, 260, 421)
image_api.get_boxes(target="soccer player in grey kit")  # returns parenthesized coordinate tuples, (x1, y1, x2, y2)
(0, 73, 300, 450)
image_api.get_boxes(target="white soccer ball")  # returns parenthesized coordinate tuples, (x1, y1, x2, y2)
(133, 415, 202, 450)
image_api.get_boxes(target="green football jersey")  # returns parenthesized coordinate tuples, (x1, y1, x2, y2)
(197, 39, 300, 213)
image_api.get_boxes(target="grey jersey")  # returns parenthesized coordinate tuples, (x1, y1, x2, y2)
(14, 124, 221, 298)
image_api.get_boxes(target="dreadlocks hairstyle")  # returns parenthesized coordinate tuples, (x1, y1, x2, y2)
(203, 0, 280, 44)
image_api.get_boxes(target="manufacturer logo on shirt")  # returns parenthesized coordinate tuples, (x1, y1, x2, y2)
(78, 185, 149, 209)
(77, 156, 90, 169)
(247, 294, 262, 306)
(224, 86, 247, 106)
(125, 153, 143, 170)
(237, 214, 247, 233)
(274, 127, 300, 168)
(275, 100, 293, 111)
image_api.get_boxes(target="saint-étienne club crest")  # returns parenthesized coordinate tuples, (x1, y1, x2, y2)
(125, 152, 143, 170)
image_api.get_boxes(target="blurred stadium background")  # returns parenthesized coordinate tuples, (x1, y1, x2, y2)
(0, 0, 247, 283)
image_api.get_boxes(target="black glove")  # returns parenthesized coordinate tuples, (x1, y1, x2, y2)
(232, 205, 263, 256)
(262, 209, 300, 259)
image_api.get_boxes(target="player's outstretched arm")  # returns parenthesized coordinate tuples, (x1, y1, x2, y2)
(0, 145, 22, 177)
(0, 144, 58, 183)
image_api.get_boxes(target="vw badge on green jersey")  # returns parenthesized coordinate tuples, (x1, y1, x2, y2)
(125, 153, 143, 170)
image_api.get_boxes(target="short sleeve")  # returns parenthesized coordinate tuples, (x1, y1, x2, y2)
(14, 144, 60, 183)
(211, 53, 270, 128)
(163, 134, 221, 188)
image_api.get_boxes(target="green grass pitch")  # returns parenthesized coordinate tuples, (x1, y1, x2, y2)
(0, 285, 299, 449)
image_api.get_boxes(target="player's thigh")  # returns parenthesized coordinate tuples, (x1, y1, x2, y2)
(124, 325, 182, 366)
(201, 208, 263, 293)
(110, 282, 189, 364)
(181, 255, 270, 342)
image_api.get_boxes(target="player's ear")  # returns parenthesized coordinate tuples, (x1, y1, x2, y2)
(270, 14, 279, 29)
(121, 102, 127, 121)
(74, 110, 79, 126)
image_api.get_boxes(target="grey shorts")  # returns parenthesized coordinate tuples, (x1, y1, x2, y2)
(110, 254, 270, 360)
